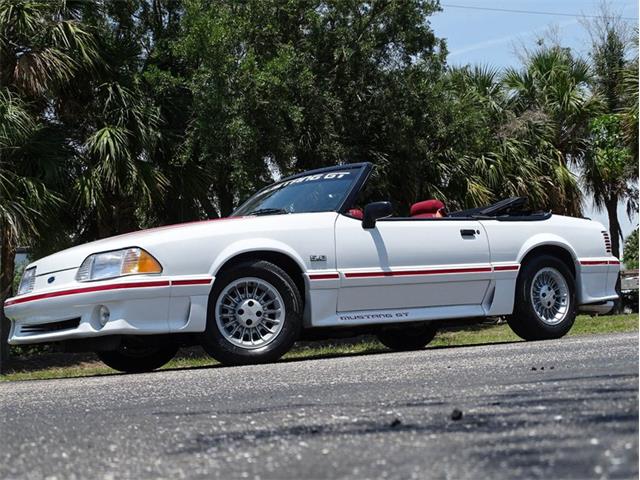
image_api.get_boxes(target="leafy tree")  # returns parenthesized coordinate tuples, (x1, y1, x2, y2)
(623, 228, 638, 269)
(175, 0, 448, 215)
(583, 114, 637, 257)
(582, 21, 638, 258)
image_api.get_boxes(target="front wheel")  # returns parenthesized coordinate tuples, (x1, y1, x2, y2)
(201, 260, 303, 366)
(507, 255, 577, 341)
(377, 323, 437, 351)
(97, 338, 178, 373)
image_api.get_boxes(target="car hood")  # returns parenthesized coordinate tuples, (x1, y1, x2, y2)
(29, 217, 249, 275)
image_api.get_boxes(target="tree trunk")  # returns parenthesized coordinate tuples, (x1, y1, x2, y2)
(217, 171, 235, 217)
(605, 198, 622, 259)
(0, 223, 16, 374)
(219, 189, 234, 217)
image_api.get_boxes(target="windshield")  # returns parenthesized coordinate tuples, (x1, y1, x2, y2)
(233, 168, 359, 216)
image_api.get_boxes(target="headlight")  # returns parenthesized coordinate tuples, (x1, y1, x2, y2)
(76, 248, 162, 282)
(17, 267, 36, 295)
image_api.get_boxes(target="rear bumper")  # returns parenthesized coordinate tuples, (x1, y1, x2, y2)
(5, 276, 213, 345)
(577, 258, 620, 305)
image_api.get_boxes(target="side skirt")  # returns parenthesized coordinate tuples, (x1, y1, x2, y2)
(310, 303, 486, 328)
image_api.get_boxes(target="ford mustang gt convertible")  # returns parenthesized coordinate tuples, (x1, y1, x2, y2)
(6, 163, 620, 372)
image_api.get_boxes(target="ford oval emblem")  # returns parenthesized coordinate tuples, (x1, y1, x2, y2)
(47, 276, 55, 284)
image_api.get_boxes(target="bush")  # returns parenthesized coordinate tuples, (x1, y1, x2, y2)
(623, 229, 638, 269)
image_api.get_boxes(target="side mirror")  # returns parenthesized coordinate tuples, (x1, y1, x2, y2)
(362, 201, 393, 229)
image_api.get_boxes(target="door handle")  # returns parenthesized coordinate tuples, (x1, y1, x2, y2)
(460, 229, 477, 237)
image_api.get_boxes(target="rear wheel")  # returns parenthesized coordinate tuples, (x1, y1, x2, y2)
(507, 255, 577, 340)
(96, 338, 178, 373)
(201, 260, 303, 365)
(377, 323, 437, 351)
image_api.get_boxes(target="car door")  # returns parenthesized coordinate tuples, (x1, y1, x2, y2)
(334, 214, 492, 312)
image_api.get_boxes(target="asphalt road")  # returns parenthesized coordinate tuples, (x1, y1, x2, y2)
(1, 332, 638, 480)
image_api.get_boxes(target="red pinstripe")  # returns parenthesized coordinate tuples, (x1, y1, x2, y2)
(172, 278, 213, 286)
(493, 265, 520, 271)
(309, 264, 522, 281)
(579, 260, 620, 266)
(343, 266, 493, 278)
(5, 280, 171, 306)
(308, 273, 340, 280)
(5, 278, 213, 306)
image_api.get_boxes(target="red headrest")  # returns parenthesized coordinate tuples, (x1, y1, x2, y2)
(410, 199, 445, 217)
(347, 208, 364, 219)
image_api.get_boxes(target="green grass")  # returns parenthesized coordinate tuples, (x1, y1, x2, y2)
(1, 314, 637, 382)
(431, 312, 638, 347)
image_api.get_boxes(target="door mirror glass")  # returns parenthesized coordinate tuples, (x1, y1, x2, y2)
(362, 201, 393, 229)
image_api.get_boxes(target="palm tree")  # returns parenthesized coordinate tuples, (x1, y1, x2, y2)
(582, 23, 638, 257)
(0, 90, 59, 291)
(75, 81, 168, 238)
(0, 1, 99, 95)
(0, 0, 99, 370)
(447, 65, 569, 211)
(620, 52, 638, 164)
(0, 0, 100, 256)
(502, 47, 600, 216)
(0, 88, 63, 371)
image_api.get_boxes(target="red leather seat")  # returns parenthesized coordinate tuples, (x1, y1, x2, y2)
(410, 199, 445, 218)
(347, 208, 364, 219)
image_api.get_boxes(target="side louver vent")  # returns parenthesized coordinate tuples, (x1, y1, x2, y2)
(602, 231, 612, 254)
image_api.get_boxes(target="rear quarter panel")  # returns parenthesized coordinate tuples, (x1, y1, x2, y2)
(480, 215, 618, 306)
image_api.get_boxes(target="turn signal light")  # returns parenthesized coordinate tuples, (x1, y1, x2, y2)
(122, 249, 163, 275)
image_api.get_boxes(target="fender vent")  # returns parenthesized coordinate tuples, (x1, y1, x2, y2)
(602, 231, 612, 254)
(19, 318, 81, 336)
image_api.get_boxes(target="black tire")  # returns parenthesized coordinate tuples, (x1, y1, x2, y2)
(201, 260, 303, 366)
(507, 254, 577, 341)
(97, 339, 178, 373)
(377, 323, 437, 351)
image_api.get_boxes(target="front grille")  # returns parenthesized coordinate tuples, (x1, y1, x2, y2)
(602, 231, 612, 254)
(19, 318, 81, 336)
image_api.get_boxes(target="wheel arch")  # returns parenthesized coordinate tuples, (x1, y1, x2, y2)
(508, 238, 580, 341)
(210, 240, 307, 303)
(517, 236, 578, 279)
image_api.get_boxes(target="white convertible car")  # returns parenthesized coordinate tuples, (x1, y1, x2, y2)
(6, 163, 620, 372)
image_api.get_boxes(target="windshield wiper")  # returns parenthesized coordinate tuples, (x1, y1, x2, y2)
(247, 208, 289, 216)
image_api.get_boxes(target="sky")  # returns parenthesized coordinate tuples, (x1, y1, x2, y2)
(430, 0, 639, 239)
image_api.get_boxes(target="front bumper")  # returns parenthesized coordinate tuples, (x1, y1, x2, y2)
(5, 276, 213, 345)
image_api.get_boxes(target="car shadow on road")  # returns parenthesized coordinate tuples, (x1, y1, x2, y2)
(159, 339, 524, 373)
(284, 339, 523, 362)
(4, 339, 525, 381)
